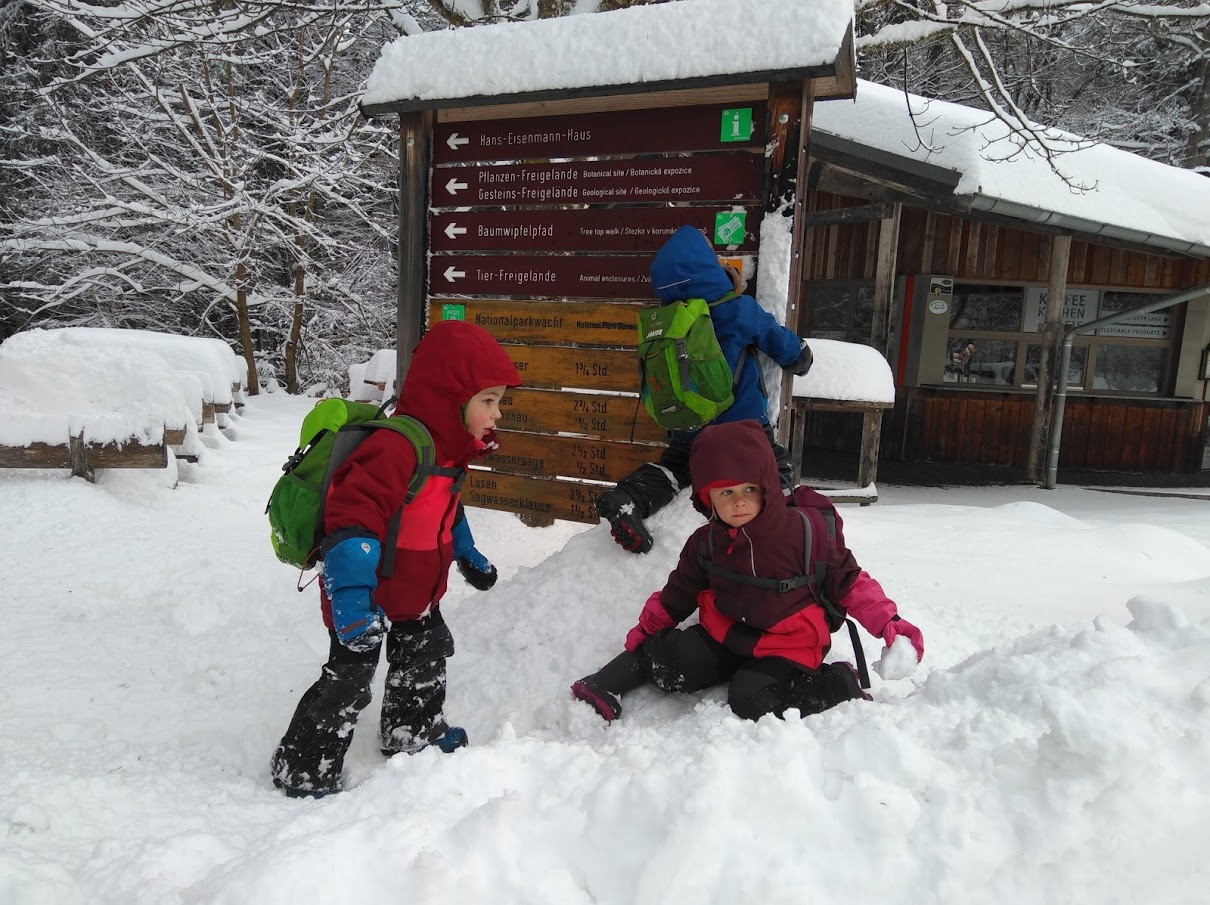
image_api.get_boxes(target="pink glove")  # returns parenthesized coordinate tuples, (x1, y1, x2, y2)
(882, 615, 924, 662)
(624, 591, 677, 652)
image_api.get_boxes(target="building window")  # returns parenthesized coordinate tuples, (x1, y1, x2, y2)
(941, 283, 1178, 395)
(804, 280, 874, 343)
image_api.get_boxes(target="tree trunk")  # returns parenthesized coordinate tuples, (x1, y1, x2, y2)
(235, 258, 258, 395)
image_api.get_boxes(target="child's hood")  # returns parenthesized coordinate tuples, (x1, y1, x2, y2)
(688, 419, 786, 520)
(393, 320, 521, 461)
(650, 225, 734, 303)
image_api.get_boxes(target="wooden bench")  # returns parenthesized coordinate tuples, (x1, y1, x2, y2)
(0, 433, 170, 482)
(789, 396, 894, 505)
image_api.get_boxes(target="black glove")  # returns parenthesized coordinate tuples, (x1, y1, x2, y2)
(787, 339, 813, 377)
(456, 556, 498, 591)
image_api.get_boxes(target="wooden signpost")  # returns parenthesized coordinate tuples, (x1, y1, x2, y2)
(424, 99, 777, 524)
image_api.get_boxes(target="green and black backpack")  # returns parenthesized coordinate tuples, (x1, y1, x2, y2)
(636, 292, 749, 431)
(265, 398, 464, 576)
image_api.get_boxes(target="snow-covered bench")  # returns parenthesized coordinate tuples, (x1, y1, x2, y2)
(791, 338, 896, 504)
(0, 329, 203, 481)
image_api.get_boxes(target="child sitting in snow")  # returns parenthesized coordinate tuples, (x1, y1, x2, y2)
(572, 419, 924, 722)
(271, 320, 521, 798)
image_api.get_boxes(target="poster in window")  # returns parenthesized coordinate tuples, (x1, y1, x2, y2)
(1023, 287, 1100, 333)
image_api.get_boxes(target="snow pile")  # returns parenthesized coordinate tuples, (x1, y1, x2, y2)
(2, 395, 1210, 905)
(794, 337, 895, 403)
(0, 328, 194, 447)
(363, 0, 854, 108)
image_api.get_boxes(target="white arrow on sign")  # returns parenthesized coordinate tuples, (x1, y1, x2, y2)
(445, 178, 468, 195)
(446, 133, 469, 151)
(444, 222, 467, 240)
(443, 266, 465, 282)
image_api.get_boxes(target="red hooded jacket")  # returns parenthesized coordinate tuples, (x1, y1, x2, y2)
(319, 321, 520, 625)
(654, 420, 896, 670)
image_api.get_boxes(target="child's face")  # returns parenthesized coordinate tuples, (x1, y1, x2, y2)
(465, 385, 507, 439)
(707, 482, 764, 528)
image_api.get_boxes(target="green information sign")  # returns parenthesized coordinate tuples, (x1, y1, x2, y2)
(713, 211, 747, 246)
(720, 107, 753, 143)
(441, 303, 466, 321)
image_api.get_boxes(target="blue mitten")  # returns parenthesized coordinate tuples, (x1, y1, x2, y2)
(452, 513, 497, 591)
(323, 535, 387, 651)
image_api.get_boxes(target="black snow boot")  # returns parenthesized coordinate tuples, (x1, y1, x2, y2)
(571, 650, 647, 722)
(594, 488, 653, 554)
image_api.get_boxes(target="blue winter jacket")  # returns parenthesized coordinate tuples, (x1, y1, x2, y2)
(650, 225, 804, 430)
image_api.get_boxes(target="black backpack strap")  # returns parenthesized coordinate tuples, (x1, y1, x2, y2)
(792, 507, 869, 690)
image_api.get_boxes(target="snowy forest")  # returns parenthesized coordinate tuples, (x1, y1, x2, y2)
(3, 0, 1209, 394)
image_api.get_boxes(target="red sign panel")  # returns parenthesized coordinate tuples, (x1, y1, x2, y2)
(433, 103, 767, 164)
(430, 255, 653, 299)
(430, 207, 760, 253)
(432, 154, 762, 208)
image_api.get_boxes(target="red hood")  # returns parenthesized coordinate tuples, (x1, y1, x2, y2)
(688, 419, 786, 522)
(393, 320, 521, 464)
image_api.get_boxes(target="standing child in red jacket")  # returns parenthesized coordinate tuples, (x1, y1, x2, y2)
(271, 321, 520, 798)
(572, 419, 924, 723)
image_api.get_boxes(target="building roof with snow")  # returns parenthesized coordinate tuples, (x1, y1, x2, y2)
(361, 0, 855, 115)
(812, 80, 1210, 257)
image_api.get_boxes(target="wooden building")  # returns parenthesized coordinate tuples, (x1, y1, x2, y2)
(799, 82, 1210, 476)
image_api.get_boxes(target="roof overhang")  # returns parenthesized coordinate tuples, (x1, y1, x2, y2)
(810, 128, 1210, 260)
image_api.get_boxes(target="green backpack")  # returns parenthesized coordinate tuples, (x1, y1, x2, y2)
(637, 292, 747, 431)
(266, 398, 461, 575)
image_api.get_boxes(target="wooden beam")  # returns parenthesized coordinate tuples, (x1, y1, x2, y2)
(1028, 234, 1072, 483)
(0, 439, 168, 472)
(871, 202, 903, 359)
(803, 202, 896, 228)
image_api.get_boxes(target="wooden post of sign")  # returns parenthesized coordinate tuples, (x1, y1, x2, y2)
(396, 111, 433, 390)
(764, 80, 813, 452)
(1028, 234, 1073, 483)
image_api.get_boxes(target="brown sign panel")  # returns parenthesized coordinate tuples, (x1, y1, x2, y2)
(498, 388, 667, 444)
(434, 103, 768, 164)
(500, 345, 636, 393)
(430, 208, 760, 253)
(430, 299, 640, 348)
(490, 430, 659, 483)
(430, 255, 653, 299)
(432, 155, 762, 208)
(464, 470, 601, 524)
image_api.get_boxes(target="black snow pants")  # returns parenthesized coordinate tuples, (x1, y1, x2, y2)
(270, 611, 455, 794)
(640, 625, 866, 720)
(608, 422, 795, 520)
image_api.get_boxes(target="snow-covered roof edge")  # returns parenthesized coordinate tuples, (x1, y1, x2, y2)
(361, 0, 855, 116)
(812, 80, 1210, 258)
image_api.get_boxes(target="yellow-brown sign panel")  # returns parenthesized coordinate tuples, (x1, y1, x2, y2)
(464, 470, 603, 524)
(490, 430, 660, 483)
(501, 345, 635, 393)
(430, 299, 639, 348)
(499, 387, 667, 444)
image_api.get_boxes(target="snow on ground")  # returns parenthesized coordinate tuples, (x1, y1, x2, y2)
(3, 393, 1209, 904)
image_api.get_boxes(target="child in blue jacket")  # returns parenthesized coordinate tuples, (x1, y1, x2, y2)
(595, 225, 812, 554)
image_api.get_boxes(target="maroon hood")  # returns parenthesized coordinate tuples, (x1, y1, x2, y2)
(393, 320, 521, 464)
(688, 420, 786, 522)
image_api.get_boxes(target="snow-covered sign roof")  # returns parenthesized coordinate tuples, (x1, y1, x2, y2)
(812, 80, 1210, 257)
(361, 0, 855, 115)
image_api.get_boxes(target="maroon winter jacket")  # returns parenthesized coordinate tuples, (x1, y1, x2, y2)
(319, 321, 520, 625)
(657, 420, 877, 669)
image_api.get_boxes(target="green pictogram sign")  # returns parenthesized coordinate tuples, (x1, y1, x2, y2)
(714, 211, 747, 246)
(441, 303, 466, 321)
(720, 107, 753, 143)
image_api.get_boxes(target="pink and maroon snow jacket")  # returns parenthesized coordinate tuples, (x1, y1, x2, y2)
(648, 419, 899, 670)
(319, 321, 520, 626)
